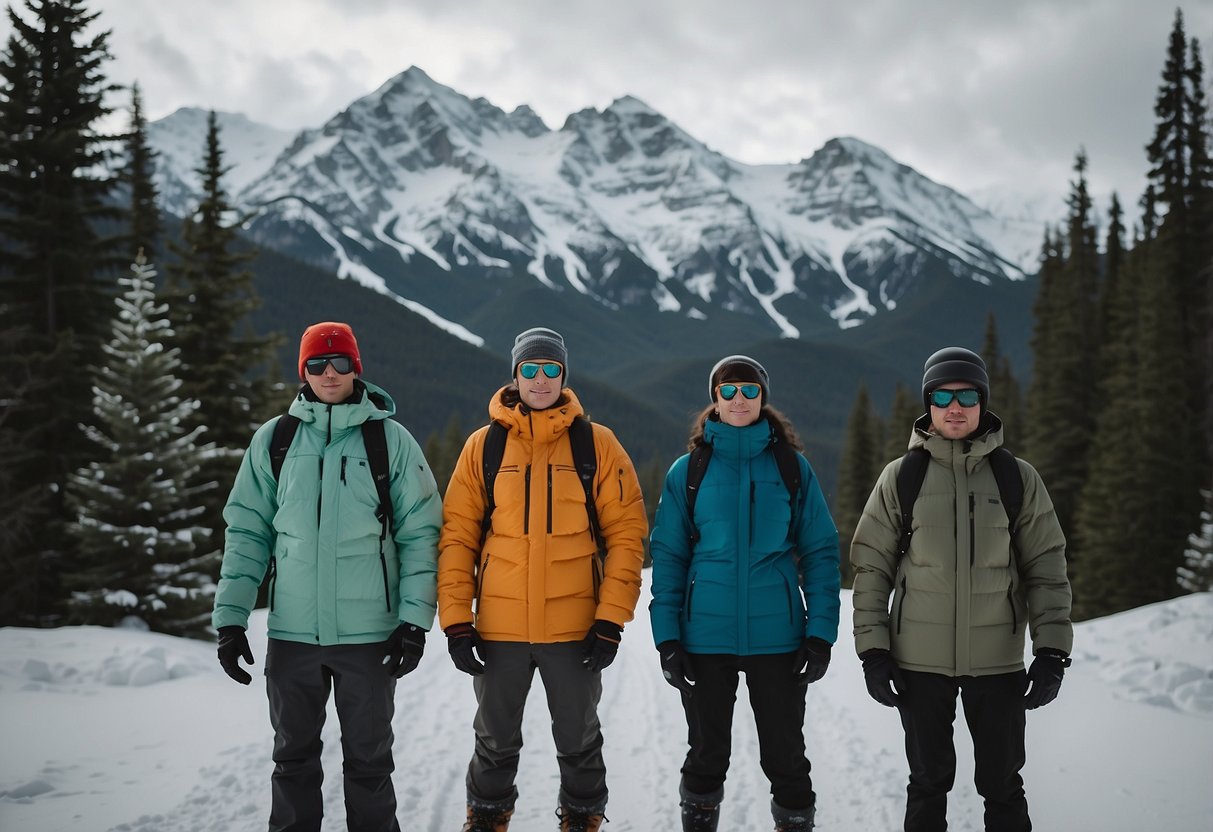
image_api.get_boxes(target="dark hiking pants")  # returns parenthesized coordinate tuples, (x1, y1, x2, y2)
(465, 640, 608, 813)
(680, 651, 815, 811)
(898, 669, 1030, 832)
(265, 638, 400, 832)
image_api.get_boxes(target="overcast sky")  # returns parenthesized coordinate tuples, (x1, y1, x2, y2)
(6, 0, 1212, 220)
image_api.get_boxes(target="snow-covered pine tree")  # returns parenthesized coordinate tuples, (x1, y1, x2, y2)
(65, 252, 218, 637)
(1178, 485, 1213, 593)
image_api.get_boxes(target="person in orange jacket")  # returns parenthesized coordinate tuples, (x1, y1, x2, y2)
(438, 327, 649, 832)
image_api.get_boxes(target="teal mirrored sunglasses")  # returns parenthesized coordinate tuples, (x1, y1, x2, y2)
(929, 388, 981, 408)
(519, 361, 562, 380)
(717, 383, 762, 401)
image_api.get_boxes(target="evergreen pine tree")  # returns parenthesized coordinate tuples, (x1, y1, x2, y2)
(1025, 154, 1100, 541)
(835, 384, 879, 587)
(1099, 193, 1127, 347)
(882, 382, 921, 464)
(64, 253, 217, 636)
(981, 313, 1024, 452)
(1177, 482, 1213, 593)
(0, 0, 123, 624)
(123, 82, 161, 260)
(166, 110, 282, 554)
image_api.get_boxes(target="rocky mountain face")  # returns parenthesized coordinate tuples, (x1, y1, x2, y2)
(149, 67, 1042, 343)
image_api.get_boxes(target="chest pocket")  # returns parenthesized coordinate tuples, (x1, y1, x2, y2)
(751, 478, 793, 554)
(338, 454, 386, 543)
(550, 464, 590, 537)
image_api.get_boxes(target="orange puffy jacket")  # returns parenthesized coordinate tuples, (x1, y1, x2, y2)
(438, 387, 648, 643)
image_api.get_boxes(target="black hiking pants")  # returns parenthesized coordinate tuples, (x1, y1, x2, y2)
(897, 669, 1030, 832)
(265, 638, 400, 832)
(679, 651, 815, 811)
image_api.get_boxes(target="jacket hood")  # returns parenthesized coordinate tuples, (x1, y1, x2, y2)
(488, 384, 584, 443)
(910, 410, 1005, 460)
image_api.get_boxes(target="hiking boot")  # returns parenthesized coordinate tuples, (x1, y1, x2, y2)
(679, 784, 722, 832)
(771, 798, 815, 831)
(460, 804, 513, 832)
(556, 805, 605, 831)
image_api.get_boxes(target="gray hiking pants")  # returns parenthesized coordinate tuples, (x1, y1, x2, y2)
(265, 638, 400, 832)
(465, 640, 608, 813)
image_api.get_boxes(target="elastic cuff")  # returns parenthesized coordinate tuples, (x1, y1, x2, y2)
(558, 788, 607, 814)
(467, 788, 517, 813)
(771, 797, 816, 822)
(679, 782, 724, 806)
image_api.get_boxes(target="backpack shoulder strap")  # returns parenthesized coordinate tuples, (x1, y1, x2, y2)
(568, 416, 601, 539)
(480, 421, 509, 541)
(771, 439, 804, 535)
(894, 448, 930, 559)
(685, 444, 713, 545)
(269, 414, 301, 482)
(360, 418, 394, 536)
(988, 447, 1024, 546)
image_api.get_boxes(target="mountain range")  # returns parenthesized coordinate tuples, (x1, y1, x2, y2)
(145, 66, 1047, 486)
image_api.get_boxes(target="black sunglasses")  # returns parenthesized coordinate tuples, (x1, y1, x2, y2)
(929, 388, 981, 408)
(304, 355, 355, 375)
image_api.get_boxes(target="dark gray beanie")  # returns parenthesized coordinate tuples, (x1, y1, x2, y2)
(511, 327, 568, 386)
(921, 346, 989, 409)
(708, 354, 770, 402)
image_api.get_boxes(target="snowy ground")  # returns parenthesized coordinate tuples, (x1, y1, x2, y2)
(2, 584, 1212, 832)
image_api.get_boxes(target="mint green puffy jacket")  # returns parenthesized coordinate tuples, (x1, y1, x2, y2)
(212, 381, 442, 645)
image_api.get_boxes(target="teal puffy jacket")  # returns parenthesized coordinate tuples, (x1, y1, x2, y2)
(212, 381, 442, 645)
(649, 418, 841, 655)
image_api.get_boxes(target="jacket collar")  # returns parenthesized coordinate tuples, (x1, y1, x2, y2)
(288, 379, 395, 432)
(911, 410, 1006, 461)
(488, 384, 584, 443)
(703, 417, 773, 460)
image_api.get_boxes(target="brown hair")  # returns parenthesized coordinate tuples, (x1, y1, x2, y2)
(687, 403, 803, 452)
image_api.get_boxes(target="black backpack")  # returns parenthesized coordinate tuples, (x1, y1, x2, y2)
(478, 415, 607, 596)
(267, 402, 395, 611)
(683, 437, 803, 545)
(893, 446, 1024, 561)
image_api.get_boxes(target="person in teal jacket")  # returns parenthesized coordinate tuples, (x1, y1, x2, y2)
(212, 321, 442, 832)
(649, 355, 840, 832)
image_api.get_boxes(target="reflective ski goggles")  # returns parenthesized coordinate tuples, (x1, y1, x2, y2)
(929, 388, 981, 408)
(304, 354, 355, 375)
(518, 361, 563, 380)
(716, 383, 762, 401)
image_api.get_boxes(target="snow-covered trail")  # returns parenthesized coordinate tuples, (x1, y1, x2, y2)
(3, 586, 1212, 831)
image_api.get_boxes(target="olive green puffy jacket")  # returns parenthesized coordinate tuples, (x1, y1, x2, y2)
(213, 381, 442, 645)
(850, 414, 1072, 676)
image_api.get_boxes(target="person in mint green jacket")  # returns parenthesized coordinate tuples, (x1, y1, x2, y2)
(649, 355, 840, 832)
(212, 321, 441, 832)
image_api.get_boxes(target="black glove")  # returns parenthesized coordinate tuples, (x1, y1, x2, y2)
(860, 648, 905, 707)
(582, 619, 623, 672)
(1024, 649, 1069, 710)
(794, 637, 832, 687)
(657, 640, 696, 695)
(384, 623, 426, 678)
(446, 622, 486, 676)
(217, 626, 254, 685)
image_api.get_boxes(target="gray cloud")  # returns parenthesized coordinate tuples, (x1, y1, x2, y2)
(2, 0, 1207, 218)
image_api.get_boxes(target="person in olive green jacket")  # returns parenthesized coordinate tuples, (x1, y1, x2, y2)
(850, 346, 1072, 832)
(212, 322, 442, 832)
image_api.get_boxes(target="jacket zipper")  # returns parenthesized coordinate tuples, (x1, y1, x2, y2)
(268, 556, 277, 612)
(379, 549, 391, 611)
(475, 556, 491, 611)
(317, 404, 331, 527)
(896, 575, 907, 634)
(340, 456, 347, 484)
(968, 493, 976, 566)
(524, 464, 532, 534)
(1007, 586, 1018, 634)
(547, 464, 553, 534)
(686, 575, 697, 620)
(618, 467, 624, 500)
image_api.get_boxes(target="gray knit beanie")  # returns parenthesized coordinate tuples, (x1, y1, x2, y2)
(511, 327, 568, 386)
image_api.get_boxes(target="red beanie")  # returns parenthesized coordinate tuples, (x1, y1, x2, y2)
(298, 322, 362, 380)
